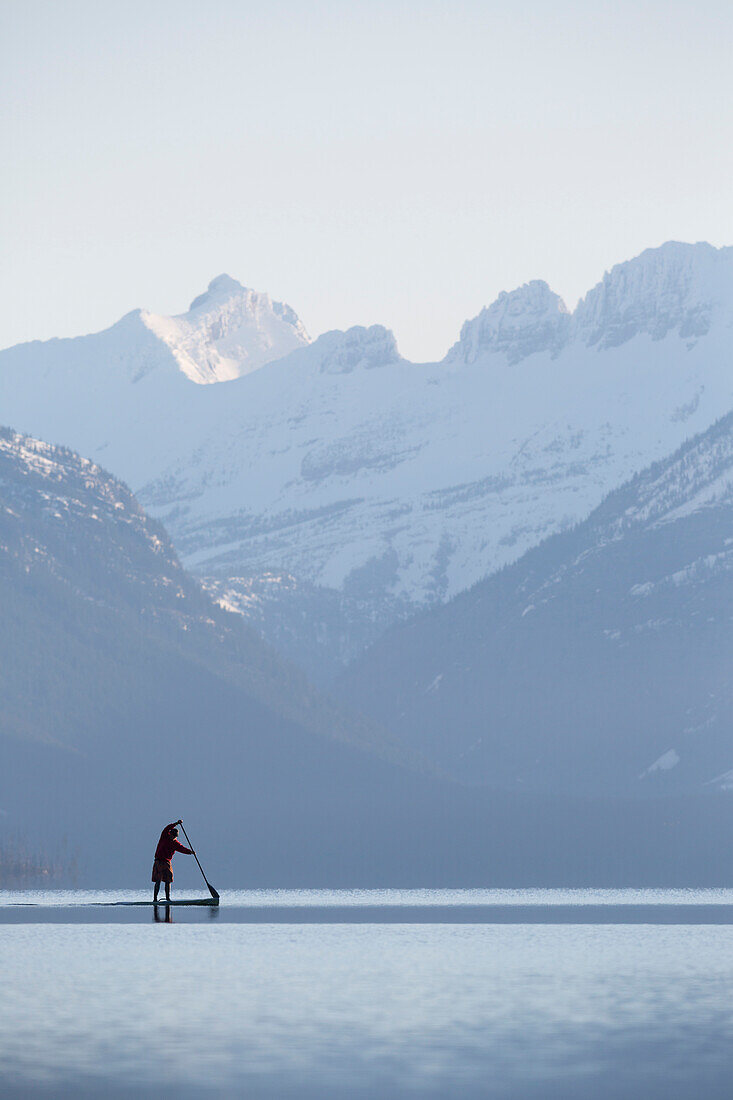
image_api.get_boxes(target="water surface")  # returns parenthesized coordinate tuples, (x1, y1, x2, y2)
(2, 890, 733, 1098)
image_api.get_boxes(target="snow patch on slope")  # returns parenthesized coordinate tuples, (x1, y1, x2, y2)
(640, 750, 680, 778)
(142, 313, 733, 604)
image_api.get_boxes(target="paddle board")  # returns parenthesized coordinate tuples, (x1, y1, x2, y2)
(110, 898, 219, 907)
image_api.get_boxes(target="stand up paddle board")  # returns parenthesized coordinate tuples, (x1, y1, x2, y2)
(110, 898, 219, 907)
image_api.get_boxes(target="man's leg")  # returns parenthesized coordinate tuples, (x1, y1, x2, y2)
(165, 880, 171, 902)
(153, 880, 160, 903)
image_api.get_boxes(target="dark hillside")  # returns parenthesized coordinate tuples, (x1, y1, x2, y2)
(0, 428, 438, 882)
(340, 415, 733, 796)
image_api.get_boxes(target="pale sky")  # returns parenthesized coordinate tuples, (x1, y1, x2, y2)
(3, 0, 733, 361)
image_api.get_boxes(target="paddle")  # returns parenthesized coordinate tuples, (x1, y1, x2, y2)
(177, 821, 220, 902)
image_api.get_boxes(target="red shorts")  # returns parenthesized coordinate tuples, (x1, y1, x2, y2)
(151, 858, 173, 884)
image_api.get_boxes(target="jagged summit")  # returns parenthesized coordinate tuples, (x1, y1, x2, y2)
(445, 242, 733, 366)
(307, 325, 402, 374)
(142, 275, 310, 383)
(6, 242, 732, 385)
(2, 240, 732, 642)
(574, 241, 733, 348)
(446, 280, 570, 365)
(188, 273, 245, 311)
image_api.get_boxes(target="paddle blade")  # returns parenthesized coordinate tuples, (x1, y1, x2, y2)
(206, 881, 220, 902)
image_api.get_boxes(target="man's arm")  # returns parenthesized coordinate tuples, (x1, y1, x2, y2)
(173, 840, 193, 854)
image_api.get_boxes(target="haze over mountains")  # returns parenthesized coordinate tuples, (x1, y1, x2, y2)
(2, 241, 733, 881)
(0, 427, 458, 882)
(342, 411, 733, 796)
(0, 427, 382, 757)
(1, 241, 732, 683)
(6, 426, 706, 886)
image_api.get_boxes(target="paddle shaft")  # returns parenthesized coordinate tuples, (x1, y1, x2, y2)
(178, 822, 219, 900)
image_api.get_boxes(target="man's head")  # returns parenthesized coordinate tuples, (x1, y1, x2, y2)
(170, 827, 180, 839)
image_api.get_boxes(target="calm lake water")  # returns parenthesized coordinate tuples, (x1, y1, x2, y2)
(2, 889, 733, 1098)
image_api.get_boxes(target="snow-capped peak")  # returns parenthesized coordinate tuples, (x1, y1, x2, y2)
(141, 275, 311, 384)
(574, 241, 733, 348)
(188, 273, 245, 310)
(445, 280, 570, 365)
(444, 243, 733, 366)
(307, 325, 402, 374)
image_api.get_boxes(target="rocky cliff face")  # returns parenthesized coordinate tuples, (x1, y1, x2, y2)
(447, 241, 733, 360)
(309, 325, 402, 374)
(445, 281, 571, 364)
(142, 274, 310, 383)
(574, 241, 732, 348)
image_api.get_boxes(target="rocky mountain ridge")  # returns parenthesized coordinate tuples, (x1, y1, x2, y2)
(2, 242, 732, 673)
(447, 241, 733, 363)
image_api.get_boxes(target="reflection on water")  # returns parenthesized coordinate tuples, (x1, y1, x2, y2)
(1, 894, 733, 1098)
(151, 903, 220, 924)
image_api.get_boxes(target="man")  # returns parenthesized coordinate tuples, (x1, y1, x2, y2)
(152, 819, 193, 902)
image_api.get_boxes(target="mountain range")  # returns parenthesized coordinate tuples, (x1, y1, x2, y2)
(6, 426, 719, 885)
(2, 242, 732, 675)
(3, 229, 733, 879)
